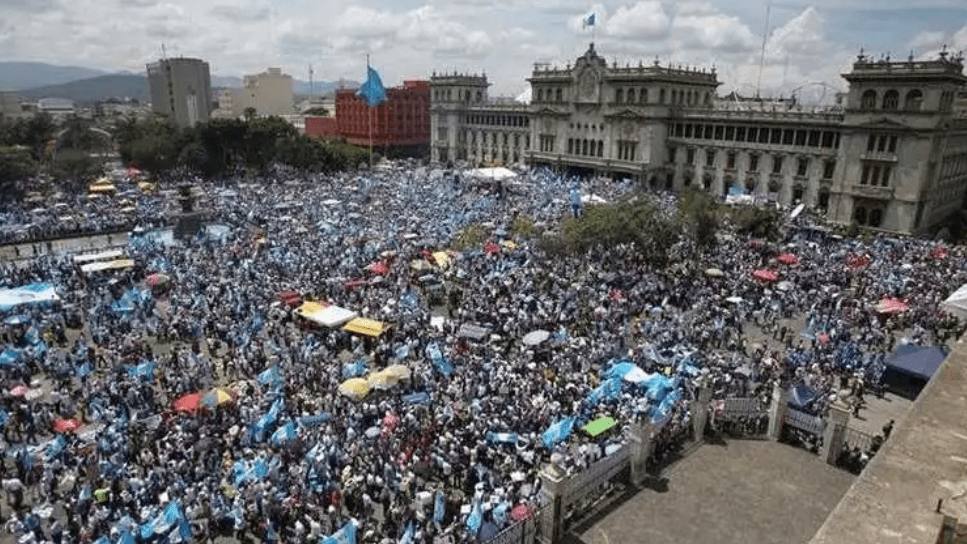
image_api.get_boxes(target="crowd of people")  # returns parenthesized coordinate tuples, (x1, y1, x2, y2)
(0, 162, 963, 544)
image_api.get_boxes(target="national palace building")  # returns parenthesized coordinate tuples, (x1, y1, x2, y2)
(430, 43, 967, 235)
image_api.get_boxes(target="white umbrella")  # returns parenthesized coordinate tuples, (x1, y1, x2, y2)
(705, 268, 724, 278)
(726, 296, 743, 304)
(777, 281, 794, 292)
(522, 330, 550, 346)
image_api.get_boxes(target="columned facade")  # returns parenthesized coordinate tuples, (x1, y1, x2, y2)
(430, 45, 967, 235)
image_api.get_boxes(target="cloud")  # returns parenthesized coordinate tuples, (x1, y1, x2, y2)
(670, 4, 758, 53)
(909, 30, 945, 52)
(766, 7, 826, 59)
(604, 2, 670, 40)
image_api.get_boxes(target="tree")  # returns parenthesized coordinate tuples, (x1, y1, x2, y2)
(0, 146, 35, 202)
(678, 188, 720, 248)
(243, 107, 257, 121)
(51, 148, 103, 190)
(559, 197, 681, 267)
(303, 107, 329, 116)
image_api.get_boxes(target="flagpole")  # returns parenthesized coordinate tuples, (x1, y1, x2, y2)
(368, 54, 374, 170)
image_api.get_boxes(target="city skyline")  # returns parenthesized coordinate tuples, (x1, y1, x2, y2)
(1, 0, 966, 100)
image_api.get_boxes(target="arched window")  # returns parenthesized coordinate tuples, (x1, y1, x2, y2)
(659, 88, 666, 104)
(555, 88, 563, 102)
(627, 88, 636, 103)
(536, 89, 543, 102)
(640, 88, 648, 104)
(615, 89, 624, 104)
(582, 139, 588, 155)
(476, 91, 483, 102)
(702, 174, 712, 191)
(597, 140, 604, 157)
(745, 178, 757, 193)
(882, 90, 899, 110)
(860, 90, 877, 109)
(768, 180, 781, 193)
(684, 176, 693, 187)
(854, 206, 868, 225)
(792, 184, 804, 202)
(869, 208, 883, 228)
(905, 89, 923, 111)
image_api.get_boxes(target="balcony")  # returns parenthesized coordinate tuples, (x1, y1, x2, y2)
(851, 184, 894, 200)
(861, 151, 898, 162)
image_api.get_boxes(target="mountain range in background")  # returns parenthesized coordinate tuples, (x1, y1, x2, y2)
(0, 62, 358, 105)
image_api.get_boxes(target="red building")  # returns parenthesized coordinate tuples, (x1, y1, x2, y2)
(306, 79, 430, 158)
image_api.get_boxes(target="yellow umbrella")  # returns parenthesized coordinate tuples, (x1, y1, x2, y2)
(339, 378, 371, 400)
(500, 240, 518, 250)
(432, 251, 452, 268)
(383, 364, 412, 380)
(366, 370, 400, 390)
(209, 388, 234, 405)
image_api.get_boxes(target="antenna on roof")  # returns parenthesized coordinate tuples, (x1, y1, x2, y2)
(161, 43, 168, 61)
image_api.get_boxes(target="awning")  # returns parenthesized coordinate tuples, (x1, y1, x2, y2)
(942, 283, 967, 320)
(73, 249, 125, 265)
(457, 323, 491, 341)
(342, 318, 389, 337)
(584, 417, 617, 437)
(80, 259, 135, 274)
(297, 302, 358, 328)
(885, 344, 947, 381)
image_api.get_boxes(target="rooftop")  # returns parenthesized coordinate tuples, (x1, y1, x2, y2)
(810, 336, 967, 544)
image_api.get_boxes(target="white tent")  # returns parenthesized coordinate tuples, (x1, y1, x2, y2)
(942, 284, 967, 319)
(467, 167, 517, 181)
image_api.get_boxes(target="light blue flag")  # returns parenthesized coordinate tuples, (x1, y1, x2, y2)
(542, 417, 575, 448)
(400, 521, 415, 544)
(434, 492, 446, 524)
(321, 520, 357, 544)
(357, 65, 387, 107)
(271, 421, 299, 446)
(486, 432, 519, 444)
(583, 12, 595, 28)
(467, 499, 483, 534)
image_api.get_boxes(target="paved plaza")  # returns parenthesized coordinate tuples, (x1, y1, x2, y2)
(580, 440, 856, 544)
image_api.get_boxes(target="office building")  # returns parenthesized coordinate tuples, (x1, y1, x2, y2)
(146, 57, 213, 127)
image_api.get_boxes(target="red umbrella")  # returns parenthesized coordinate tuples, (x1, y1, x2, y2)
(367, 262, 389, 275)
(145, 273, 170, 287)
(279, 290, 300, 302)
(484, 242, 500, 255)
(752, 269, 778, 282)
(10, 385, 28, 397)
(846, 253, 870, 270)
(933, 246, 949, 260)
(777, 253, 798, 265)
(817, 333, 830, 344)
(53, 419, 82, 433)
(173, 392, 203, 412)
(344, 279, 367, 289)
(876, 298, 909, 315)
(510, 504, 533, 521)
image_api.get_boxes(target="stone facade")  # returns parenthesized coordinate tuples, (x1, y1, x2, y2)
(430, 44, 967, 235)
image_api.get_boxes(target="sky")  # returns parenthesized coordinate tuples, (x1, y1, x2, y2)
(2, 0, 967, 102)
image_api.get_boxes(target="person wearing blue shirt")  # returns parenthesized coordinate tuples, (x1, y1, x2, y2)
(570, 186, 582, 218)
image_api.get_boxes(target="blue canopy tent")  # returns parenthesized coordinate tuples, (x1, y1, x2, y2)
(787, 384, 818, 413)
(883, 344, 947, 399)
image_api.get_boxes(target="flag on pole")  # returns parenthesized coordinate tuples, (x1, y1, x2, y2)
(582, 12, 596, 29)
(357, 65, 387, 107)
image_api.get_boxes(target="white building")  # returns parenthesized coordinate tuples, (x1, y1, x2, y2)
(232, 67, 294, 118)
